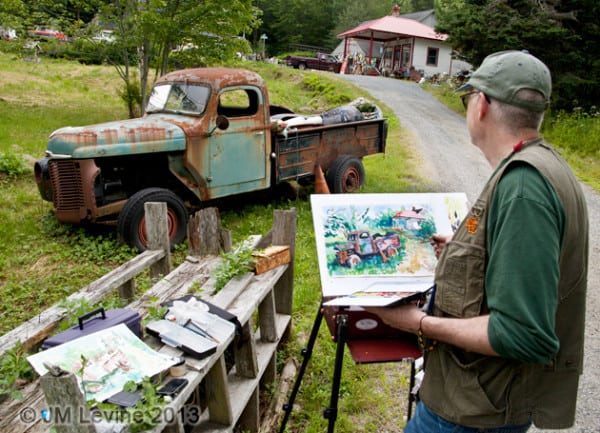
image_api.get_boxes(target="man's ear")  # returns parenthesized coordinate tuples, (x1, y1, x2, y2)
(478, 94, 490, 120)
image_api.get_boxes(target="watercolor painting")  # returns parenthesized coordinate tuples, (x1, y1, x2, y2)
(28, 324, 177, 402)
(311, 193, 468, 297)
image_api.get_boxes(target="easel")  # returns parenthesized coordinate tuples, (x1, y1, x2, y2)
(279, 302, 422, 433)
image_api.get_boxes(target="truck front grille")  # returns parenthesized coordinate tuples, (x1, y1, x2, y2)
(48, 160, 84, 212)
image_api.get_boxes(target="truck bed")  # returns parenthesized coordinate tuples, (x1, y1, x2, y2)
(273, 117, 387, 182)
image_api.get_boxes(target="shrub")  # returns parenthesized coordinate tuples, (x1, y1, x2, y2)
(0, 151, 28, 177)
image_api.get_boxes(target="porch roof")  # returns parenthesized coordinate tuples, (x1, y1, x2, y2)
(337, 15, 447, 43)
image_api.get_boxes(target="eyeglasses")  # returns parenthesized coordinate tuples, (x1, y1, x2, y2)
(460, 91, 491, 110)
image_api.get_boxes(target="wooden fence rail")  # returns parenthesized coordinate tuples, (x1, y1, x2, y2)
(0, 203, 297, 433)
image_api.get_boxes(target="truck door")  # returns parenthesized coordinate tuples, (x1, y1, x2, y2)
(208, 87, 268, 196)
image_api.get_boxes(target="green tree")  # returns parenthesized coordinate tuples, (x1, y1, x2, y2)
(97, 0, 259, 116)
(0, 0, 27, 33)
(256, 0, 342, 54)
(435, 0, 600, 110)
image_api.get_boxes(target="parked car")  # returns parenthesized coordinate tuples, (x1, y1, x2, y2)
(285, 52, 342, 73)
(30, 26, 66, 41)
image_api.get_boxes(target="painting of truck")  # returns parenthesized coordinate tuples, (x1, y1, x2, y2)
(334, 230, 402, 268)
(310, 193, 470, 299)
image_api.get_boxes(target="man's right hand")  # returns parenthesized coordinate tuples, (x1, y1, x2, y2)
(430, 234, 452, 259)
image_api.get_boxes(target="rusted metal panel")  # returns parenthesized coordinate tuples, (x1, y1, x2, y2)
(276, 133, 321, 180)
(48, 116, 188, 158)
(274, 118, 386, 183)
(50, 159, 100, 223)
(156, 68, 268, 96)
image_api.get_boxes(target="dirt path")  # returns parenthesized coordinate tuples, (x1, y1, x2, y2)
(340, 74, 600, 433)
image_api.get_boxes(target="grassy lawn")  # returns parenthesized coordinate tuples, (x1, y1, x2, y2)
(0, 52, 426, 431)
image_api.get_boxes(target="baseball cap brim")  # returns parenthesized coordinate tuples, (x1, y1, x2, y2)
(455, 83, 473, 93)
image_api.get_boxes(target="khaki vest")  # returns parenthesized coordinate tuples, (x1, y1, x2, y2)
(419, 139, 589, 428)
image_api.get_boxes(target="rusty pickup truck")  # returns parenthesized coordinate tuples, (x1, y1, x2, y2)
(34, 68, 387, 250)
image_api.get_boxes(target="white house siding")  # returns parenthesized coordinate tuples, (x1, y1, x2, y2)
(383, 38, 471, 78)
(413, 39, 451, 77)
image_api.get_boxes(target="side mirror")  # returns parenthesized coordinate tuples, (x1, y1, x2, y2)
(216, 115, 229, 130)
(207, 115, 230, 136)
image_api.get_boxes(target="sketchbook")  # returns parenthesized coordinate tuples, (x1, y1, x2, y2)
(322, 283, 432, 307)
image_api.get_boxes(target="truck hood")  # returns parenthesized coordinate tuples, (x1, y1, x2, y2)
(47, 114, 189, 158)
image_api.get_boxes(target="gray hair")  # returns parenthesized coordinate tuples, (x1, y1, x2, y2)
(489, 89, 546, 131)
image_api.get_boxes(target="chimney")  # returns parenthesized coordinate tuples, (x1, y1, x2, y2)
(392, 4, 400, 16)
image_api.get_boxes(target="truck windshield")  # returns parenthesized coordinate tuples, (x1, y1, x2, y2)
(146, 83, 210, 115)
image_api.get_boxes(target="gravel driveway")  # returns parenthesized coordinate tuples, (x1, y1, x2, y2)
(339, 74, 600, 433)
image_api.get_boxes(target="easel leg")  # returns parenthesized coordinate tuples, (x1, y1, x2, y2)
(279, 305, 324, 433)
(407, 360, 416, 420)
(323, 313, 348, 433)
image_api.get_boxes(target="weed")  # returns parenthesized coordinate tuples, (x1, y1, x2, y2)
(212, 241, 258, 292)
(0, 151, 28, 177)
(0, 343, 35, 400)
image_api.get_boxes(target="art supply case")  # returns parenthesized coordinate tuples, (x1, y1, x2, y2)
(42, 307, 142, 350)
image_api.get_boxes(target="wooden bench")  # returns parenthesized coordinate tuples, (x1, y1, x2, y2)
(0, 204, 297, 433)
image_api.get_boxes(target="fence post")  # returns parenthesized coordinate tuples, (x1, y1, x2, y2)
(145, 202, 172, 278)
(271, 208, 297, 316)
(39, 368, 96, 433)
(188, 207, 231, 256)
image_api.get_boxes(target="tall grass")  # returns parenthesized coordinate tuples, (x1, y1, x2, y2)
(423, 82, 600, 191)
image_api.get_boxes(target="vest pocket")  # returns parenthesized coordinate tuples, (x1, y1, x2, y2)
(435, 240, 486, 317)
(443, 346, 508, 421)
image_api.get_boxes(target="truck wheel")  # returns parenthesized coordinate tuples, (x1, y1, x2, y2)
(327, 156, 365, 193)
(298, 63, 307, 70)
(348, 254, 361, 268)
(117, 188, 188, 252)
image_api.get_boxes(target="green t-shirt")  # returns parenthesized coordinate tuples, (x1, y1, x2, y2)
(486, 161, 564, 363)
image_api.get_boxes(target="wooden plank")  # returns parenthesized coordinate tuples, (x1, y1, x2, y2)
(258, 290, 277, 343)
(205, 356, 233, 425)
(226, 265, 288, 326)
(128, 255, 218, 314)
(0, 384, 49, 433)
(234, 322, 258, 379)
(270, 209, 297, 316)
(39, 372, 95, 433)
(145, 202, 172, 278)
(238, 388, 259, 432)
(188, 207, 224, 256)
(193, 314, 291, 433)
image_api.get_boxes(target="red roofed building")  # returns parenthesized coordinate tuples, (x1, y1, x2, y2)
(336, 5, 471, 79)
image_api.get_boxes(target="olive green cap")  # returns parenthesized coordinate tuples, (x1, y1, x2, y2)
(457, 50, 551, 112)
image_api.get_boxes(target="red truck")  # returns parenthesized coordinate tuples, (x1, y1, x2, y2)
(285, 52, 342, 73)
(335, 230, 401, 267)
